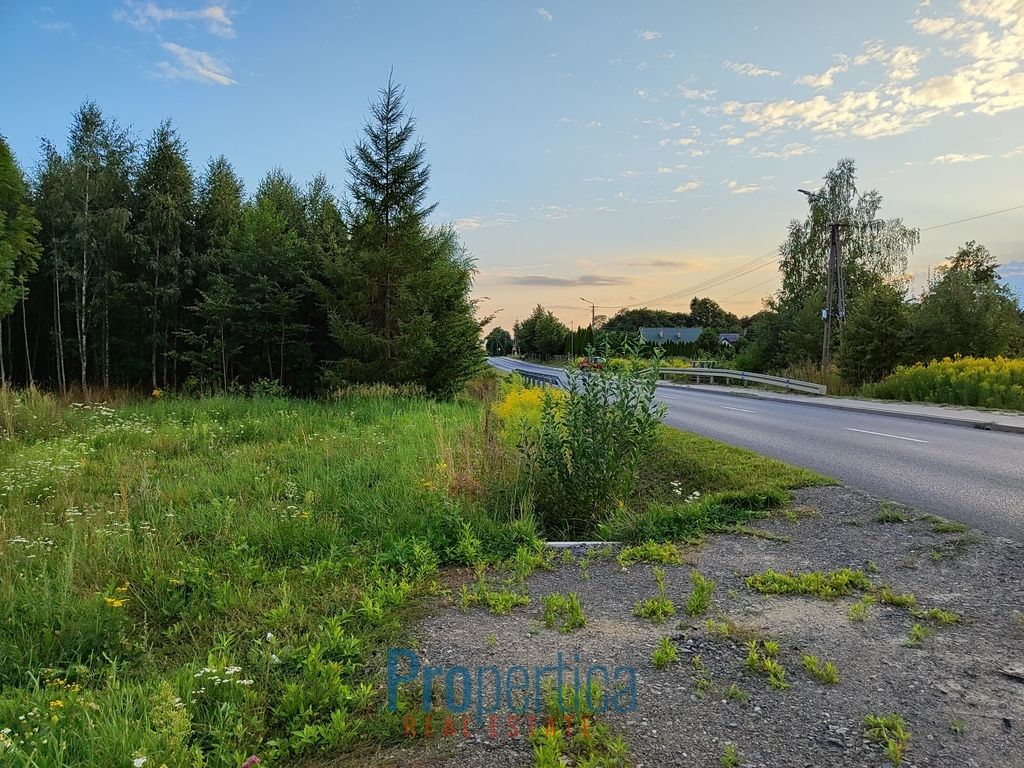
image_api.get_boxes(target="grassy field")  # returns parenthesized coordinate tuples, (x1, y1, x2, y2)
(0, 386, 828, 767)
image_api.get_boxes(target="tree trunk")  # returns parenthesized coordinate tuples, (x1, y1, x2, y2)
(220, 322, 228, 391)
(151, 245, 160, 389)
(21, 295, 34, 388)
(78, 166, 90, 394)
(0, 316, 6, 387)
(54, 270, 66, 394)
(102, 295, 110, 389)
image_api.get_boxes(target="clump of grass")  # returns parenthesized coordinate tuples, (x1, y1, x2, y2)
(875, 510, 909, 524)
(726, 683, 750, 703)
(802, 654, 840, 684)
(745, 568, 871, 599)
(459, 568, 531, 615)
(720, 743, 740, 768)
(949, 715, 968, 736)
(706, 618, 754, 641)
(531, 678, 632, 767)
(911, 607, 960, 625)
(542, 592, 587, 633)
(762, 639, 780, 658)
(651, 637, 679, 668)
(761, 657, 789, 689)
(847, 595, 875, 621)
(617, 540, 682, 566)
(511, 543, 555, 581)
(905, 623, 932, 647)
(864, 713, 911, 766)
(691, 653, 711, 696)
(634, 567, 676, 623)
(879, 587, 917, 609)
(686, 570, 715, 616)
(744, 639, 761, 672)
(932, 520, 969, 534)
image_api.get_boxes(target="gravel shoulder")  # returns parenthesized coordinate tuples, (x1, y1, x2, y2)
(372, 486, 1024, 768)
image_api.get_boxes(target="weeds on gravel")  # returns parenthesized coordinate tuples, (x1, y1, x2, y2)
(905, 623, 932, 647)
(691, 654, 711, 696)
(531, 679, 630, 768)
(542, 592, 587, 633)
(459, 568, 531, 615)
(634, 567, 676, 623)
(686, 570, 715, 616)
(847, 595, 875, 621)
(949, 715, 968, 736)
(875, 510, 910, 524)
(512, 543, 556, 582)
(706, 618, 755, 642)
(864, 713, 911, 767)
(617, 540, 682, 567)
(745, 568, 871, 599)
(802, 655, 840, 684)
(879, 587, 917, 609)
(744, 639, 788, 689)
(911, 607, 960, 625)
(726, 683, 750, 703)
(720, 743, 741, 768)
(651, 637, 679, 668)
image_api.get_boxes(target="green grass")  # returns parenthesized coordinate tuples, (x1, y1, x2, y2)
(634, 567, 676, 623)
(745, 568, 872, 599)
(864, 713, 912, 766)
(0, 392, 539, 767)
(608, 426, 830, 542)
(686, 570, 716, 616)
(651, 636, 679, 668)
(542, 592, 587, 632)
(617, 539, 684, 566)
(801, 654, 840, 684)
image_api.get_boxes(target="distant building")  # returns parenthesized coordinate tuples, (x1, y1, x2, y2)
(638, 327, 741, 346)
(638, 327, 703, 345)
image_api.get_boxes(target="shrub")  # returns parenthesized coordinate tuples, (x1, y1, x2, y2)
(530, 347, 666, 536)
(862, 356, 1024, 411)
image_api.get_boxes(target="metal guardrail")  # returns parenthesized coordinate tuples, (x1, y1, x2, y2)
(660, 368, 827, 395)
(512, 368, 563, 388)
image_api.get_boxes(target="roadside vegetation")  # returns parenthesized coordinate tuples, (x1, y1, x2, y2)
(863, 356, 1024, 410)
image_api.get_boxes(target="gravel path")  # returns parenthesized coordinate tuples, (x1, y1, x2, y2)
(372, 486, 1024, 768)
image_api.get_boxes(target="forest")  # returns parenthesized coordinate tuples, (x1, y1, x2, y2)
(0, 81, 483, 398)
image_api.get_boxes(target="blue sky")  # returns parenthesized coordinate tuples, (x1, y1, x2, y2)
(2, 0, 1023, 327)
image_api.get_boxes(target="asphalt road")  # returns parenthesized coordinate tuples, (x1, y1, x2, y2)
(488, 357, 1024, 542)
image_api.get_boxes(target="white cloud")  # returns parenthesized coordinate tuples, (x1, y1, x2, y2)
(454, 213, 518, 231)
(674, 181, 700, 192)
(725, 180, 760, 194)
(638, 30, 662, 41)
(537, 7, 553, 21)
(719, 2, 1024, 141)
(751, 142, 815, 158)
(115, 1, 235, 38)
(796, 58, 849, 89)
(657, 166, 673, 174)
(679, 86, 716, 100)
(1003, 144, 1024, 157)
(724, 60, 781, 77)
(724, 137, 744, 146)
(931, 152, 991, 163)
(584, 120, 602, 128)
(156, 42, 236, 85)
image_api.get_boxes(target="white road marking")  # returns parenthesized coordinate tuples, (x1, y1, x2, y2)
(719, 405, 757, 413)
(844, 427, 929, 443)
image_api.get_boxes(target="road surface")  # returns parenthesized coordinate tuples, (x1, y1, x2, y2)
(488, 357, 1024, 542)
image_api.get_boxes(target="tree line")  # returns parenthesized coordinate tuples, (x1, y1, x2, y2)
(0, 80, 484, 397)
(491, 160, 1024, 385)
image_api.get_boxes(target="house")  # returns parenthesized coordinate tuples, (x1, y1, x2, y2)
(639, 327, 742, 346)
(638, 327, 704, 344)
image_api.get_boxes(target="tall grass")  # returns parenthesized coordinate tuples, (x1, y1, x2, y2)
(862, 356, 1024, 410)
(0, 391, 537, 766)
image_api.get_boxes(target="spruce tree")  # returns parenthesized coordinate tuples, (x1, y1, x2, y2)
(323, 78, 482, 394)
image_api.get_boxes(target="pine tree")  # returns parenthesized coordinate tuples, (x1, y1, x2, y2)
(0, 136, 42, 386)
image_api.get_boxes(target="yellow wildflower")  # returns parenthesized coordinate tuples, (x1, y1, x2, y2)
(49, 700, 64, 709)
(152, 388, 163, 399)
(104, 597, 126, 608)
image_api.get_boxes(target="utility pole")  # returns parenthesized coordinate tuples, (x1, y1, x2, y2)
(799, 189, 844, 371)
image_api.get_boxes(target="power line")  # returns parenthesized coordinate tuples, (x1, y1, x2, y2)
(920, 203, 1024, 231)
(719, 274, 780, 302)
(604, 202, 1024, 313)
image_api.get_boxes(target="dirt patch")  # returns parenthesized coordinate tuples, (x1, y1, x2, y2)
(378, 486, 1024, 767)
